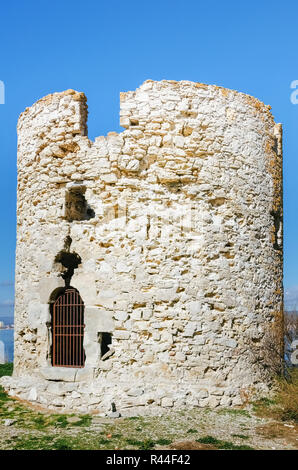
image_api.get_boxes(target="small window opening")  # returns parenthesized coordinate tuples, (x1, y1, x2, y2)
(101, 333, 112, 358)
(65, 185, 95, 221)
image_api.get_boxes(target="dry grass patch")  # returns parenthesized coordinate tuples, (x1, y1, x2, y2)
(253, 369, 298, 423)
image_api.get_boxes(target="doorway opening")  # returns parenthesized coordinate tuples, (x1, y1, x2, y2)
(51, 288, 85, 368)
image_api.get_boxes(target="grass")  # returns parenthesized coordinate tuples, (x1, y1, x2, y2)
(0, 378, 92, 432)
(0, 394, 260, 451)
(231, 434, 250, 440)
(196, 436, 218, 445)
(9, 434, 168, 451)
(155, 438, 173, 445)
(187, 428, 198, 434)
(125, 437, 173, 450)
(125, 438, 155, 450)
(0, 386, 10, 403)
(0, 386, 200, 450)
(275, 369, 298, 422)
(217, 408, 251, 418)
(0, 363, 297, 450)
(11, 434, 98, 451)
(253, 369, 298, 423)
(196, 435, 254, 450)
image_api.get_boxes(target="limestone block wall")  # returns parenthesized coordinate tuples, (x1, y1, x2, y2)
(11, 80, 283, 410)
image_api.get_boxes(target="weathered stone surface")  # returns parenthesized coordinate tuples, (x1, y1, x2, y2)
(161, 397, 174, 408)
(113, 330, 130, 340)
(28, 387, 38, 401)
(67, 416, 82, 424)
(39, 367, 77, 382)
(127, 387, 144, 397)
(4, 419, 16, 427)
(38, 278, 64, 303)
(12, 80, 283, 412)
(28, 302, 50, 330)
(85, 307, 114, 334)
(47, 382, 67, 396)
(75, 367, 95, 382)
(107, 411, 121, 418)
(71, 273, 97, 305)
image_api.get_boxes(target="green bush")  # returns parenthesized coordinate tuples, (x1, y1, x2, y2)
(0, 363, 13, 377)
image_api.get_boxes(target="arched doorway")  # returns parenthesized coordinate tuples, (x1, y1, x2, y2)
(51, 288, 85, 368)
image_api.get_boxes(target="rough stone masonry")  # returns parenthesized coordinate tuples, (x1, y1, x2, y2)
(0, 80, 283, 413)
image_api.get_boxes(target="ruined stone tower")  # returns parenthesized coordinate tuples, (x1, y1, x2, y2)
(2, 80, 283, 412)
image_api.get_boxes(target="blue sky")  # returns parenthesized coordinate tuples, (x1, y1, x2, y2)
(0, 0, 298, 315)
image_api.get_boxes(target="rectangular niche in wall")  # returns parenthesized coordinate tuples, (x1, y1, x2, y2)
(101, 333, 112, 360)
(65, 183, 95, 221)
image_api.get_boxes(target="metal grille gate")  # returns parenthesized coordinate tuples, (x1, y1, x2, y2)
(52, 288, 85, 367)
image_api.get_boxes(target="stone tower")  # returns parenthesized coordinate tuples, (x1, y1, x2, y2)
(2, 80, 283, 412)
